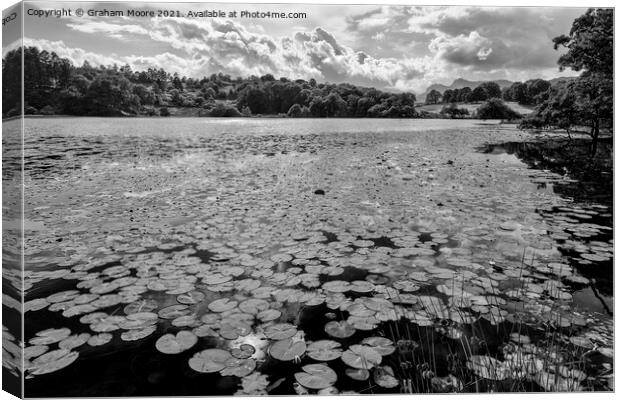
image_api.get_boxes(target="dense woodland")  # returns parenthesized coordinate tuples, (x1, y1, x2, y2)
(2, 48, 417, 118)
(424, 79, 565, 107)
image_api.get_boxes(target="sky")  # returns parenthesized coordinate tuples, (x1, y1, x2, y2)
(15, 1, 588, 94)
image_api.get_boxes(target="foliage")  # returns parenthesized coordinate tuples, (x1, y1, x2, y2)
(207, 103, 242, 117)
(475, 98, 521, 120)
(3, 46, 419, 118)
(238, 78, 416, 118)
(440, 103, 470, 119)
(553, 8, 613, 76)
(503, 79, 551, 105)
(425, 89, 442, 104)
(287, 104, 311, 118)
(478, 82, 502, 99)
(518, 81, 578, 132)
(523, 8, 612, 155)
(442, 87, 472, 103)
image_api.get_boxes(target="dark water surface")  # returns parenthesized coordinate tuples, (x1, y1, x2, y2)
(2, 118, 613, 396)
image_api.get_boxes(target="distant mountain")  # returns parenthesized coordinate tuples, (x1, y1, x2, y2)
(420, 78, 513, 101)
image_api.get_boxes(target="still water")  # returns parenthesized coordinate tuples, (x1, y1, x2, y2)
(2, 117, 613, 395)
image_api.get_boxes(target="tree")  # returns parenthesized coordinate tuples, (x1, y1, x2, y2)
(504, 82, 528, 104)
(441, 103, 470, 119)
(519, 81, 578, 135)
(527, 8, 613, 155)
(287, 103, 303, 118)
(237, 86, 271, 114)
(469, 86, 487, 102)
(2, 48, 23, 114)
(441, 89, 455, 103)
(476, 99, 521, 120)
(425, 89, 441, 104)
(525, 79, 551, 104)
(457, 87, 472, 102)
(208, 103, 242, 117)
(478, 82, 502, 99)
(553, 8, 613, 76)
(554, 8, 612, 155)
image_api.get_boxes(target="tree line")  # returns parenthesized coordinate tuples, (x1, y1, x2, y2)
(2, 47, 417, 118)
(425, 81, 504, 105)
(425, 79, 556, 107)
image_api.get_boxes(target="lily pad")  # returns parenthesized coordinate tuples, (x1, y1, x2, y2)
(269, 338, 306, 361)
(219, 321, 252, 340)
(177, 291, 206, 305)
(208, 298, 238, 313)
(257, 309, 281, 323)
(158, 305, 190, 319)
(238, 299, 270, 315)
(46, 290, 80, 304)
(87, 333, 113, 346)
(361, 337, 395, 356)
(189, 348, 232, 373)
(155, 331, 198, 354)
(30, 328, 72, 345)
(29, 349, 79, 375)
(121, 326, 157, 341)
(307, 340, 342, 361)
(374, 365, 399, 388)
(221, 357, 257, 377)
(24, 345, 49, 359)
(294, 364, 337, 390)
(324, 321, 356, 339)
(59, 333, 91, 350)
(341, 345, 382, 369)
(231, 344, 256, 359)
(345, 368, 370, 381)
(264, 323, 298, 340)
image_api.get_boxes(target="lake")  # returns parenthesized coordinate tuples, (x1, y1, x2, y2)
(2, 117, 613, 395)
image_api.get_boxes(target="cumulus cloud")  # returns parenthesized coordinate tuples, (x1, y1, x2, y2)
(131, 17, 426, 90)
(408, 6, 583, 70)
(22, 37, 199, 76)
(429, 31, 495, 66)
(24, 6, 583, 94)
(346, 6, 583, 86)
(25, 17, 428, 92)
(23, 38, 122, 67)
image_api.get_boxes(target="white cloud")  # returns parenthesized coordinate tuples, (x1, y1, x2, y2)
(23, 6, 585, 94)
(477, 47, 493, 61)
(429, 31, 494, 66)
(23, 38, 122, 67)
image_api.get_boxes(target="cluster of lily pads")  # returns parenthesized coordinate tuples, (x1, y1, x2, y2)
(18, 219, 612, 391)
(7, 122, 613, 394)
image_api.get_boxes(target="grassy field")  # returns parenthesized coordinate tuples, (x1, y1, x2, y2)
(416, 102, 534, 116)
